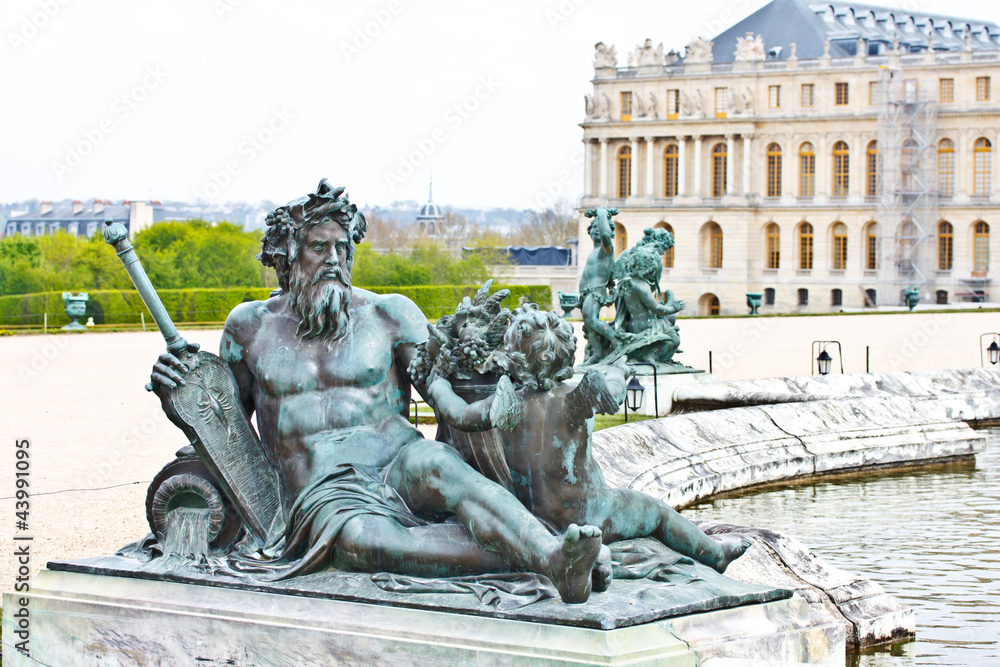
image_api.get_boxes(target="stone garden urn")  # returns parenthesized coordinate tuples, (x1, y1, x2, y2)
(746, 292, 763, 316)
(61, 292, 89, 331)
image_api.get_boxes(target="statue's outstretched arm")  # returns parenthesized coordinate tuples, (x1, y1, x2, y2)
(427, 377, 494, 432)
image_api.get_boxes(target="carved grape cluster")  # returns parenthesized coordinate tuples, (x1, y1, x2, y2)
(408, 343, 434, 387)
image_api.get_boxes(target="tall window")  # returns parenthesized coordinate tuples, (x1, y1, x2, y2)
(767, 143, 782, 197)
(705, 222, 723, 269)
(832, 141, 850, 197)
(801, 84, 814, 108)
(799, 222, 814, 270)
(865, 222, 878, 271)
(659, 222, 675, 268)
(712, 143, 727, 197)
(667, 89, 679, 119)
(938, 139, 955, 196)
(974, 221, 990, 275)
(617, 145, 632, 198)
(799, 142, 815, 197)
(939, 78, 954, 103)
(835, 82, 849, 106)
(715, 87, 729, 118)
(831, 289, 843, 307)
(766, 223, 780, 269)
(798, 288, 809, 306)
(903, 80, 918, 103)
(708, 295, 721, 316)
(866, 140, 878, 196)
(769, 85, 781, 108)
(832, 222, 848, 270)
(977, 76, 991, 102)
(869, 81, 879, 105)
(938, 221, 954, 271)
(974, 138, 992, 196)
(764, 288, 775, 305)
(620, 91, 632, 121)
(615, 223, 628, 256)
(664, 145, 679, 197)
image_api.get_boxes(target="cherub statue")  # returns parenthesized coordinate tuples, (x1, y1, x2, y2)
(424, 305, 749, 577)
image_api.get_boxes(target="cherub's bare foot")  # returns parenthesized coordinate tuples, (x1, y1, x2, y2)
(592, 544, 612, 593)
(544, 524, 603, 604)
(712, 535, 751, 573)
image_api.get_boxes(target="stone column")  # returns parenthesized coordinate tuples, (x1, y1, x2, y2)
(742, 134, 753, 195)
(816, 134, 829, 201)
(726, 135, 735, 195)
(630, 137, 640, 197)
(583, 139, 592, 197)
(599, 138, 608, 198)
(645, 136, 655, 197)
(693, 135, 703, 198)
(677, 136, 687, 197)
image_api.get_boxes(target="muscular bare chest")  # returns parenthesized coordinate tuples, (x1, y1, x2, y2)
(249, 307, 394, 400)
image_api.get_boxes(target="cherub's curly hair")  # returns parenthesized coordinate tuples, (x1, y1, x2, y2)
(258, 179, 368, 290)
(503, 304, 576, 391)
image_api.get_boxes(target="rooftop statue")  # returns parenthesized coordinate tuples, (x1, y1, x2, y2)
(734, 32, 766, 62)
(685, 37, 714, 64)
(593, 41, 617, 68)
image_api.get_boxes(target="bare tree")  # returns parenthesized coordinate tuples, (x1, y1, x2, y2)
(510, 199, 577, 247)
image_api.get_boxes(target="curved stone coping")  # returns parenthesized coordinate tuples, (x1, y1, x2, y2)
(593, 392, 986, 510)
(695, 521, 914, 650)
(671, 368, 1000, 424)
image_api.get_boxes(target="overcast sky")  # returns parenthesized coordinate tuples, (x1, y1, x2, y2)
(3, 0, 997, 210)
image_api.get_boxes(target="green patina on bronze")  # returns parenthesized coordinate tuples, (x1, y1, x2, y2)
(579, 208, 694, 371)
(97, 180, 784, 614)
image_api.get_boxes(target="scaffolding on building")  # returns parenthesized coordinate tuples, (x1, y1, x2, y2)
(873, 66, 939, 307)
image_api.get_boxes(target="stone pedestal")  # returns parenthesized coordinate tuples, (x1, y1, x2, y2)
(3, 569, 844, 666)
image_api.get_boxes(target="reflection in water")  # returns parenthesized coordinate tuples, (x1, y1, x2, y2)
(683, 427, 1000, 667)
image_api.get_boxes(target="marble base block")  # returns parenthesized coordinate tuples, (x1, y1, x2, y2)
(3, 569, 844, 666)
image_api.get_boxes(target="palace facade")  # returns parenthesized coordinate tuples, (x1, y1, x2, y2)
(578, 0, 1000, 314)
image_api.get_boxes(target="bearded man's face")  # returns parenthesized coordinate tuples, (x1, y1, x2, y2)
(288, 221, 352, 343)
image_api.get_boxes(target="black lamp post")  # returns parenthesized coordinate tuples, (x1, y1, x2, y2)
(623, 375, 645, 423)
(989, 340, 1000, 366)
(980, 333, 1000, 367)
(816, 349, 833, 376)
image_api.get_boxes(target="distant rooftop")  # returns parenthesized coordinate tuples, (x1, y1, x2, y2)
(708, 0, 1000, 62)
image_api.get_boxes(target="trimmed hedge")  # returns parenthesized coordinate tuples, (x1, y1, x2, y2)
(0, 284, 552, 327)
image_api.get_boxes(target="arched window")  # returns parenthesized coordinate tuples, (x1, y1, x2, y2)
(797, 288, 809, 306)
(799, 142, 815, 197)
(974, 138, 992, 196)
(936, 290, 948, 304)
(832, 141, 850, 197)
(865, 288, 877, 307)
(766, 222, 780, 269)
(702, 222, 723, 269)
(664, 145, 679, 197)
(656, 222, 675, 268)
(938, 139, 955, 196)
(865, 222, 878, 271)
(938, 221, 954, 271)
(700, 293, 721, 316)
(617, 146, 632, 198)
(798, 222, 814, 270)
(902, 139, 918, 191)
(764, 287, 775, 305)
(767, 143, 782, 197)
(974, 221, 990, 275)
(866, 141, 878, 196)
(712, 143, 727, 197)
(832, 222, 848, 270)
(831, 288, 843, 306)
(615, 222, 628, 256)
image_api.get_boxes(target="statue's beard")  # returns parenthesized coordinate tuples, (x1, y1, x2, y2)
(288, 262, 351, 344)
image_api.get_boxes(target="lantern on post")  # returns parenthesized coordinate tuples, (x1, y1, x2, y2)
(982, 333, 1000, 367)
(816, 349, 833, 375)
(623, 375, 646, 423)
(811, 340, 843, 375)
